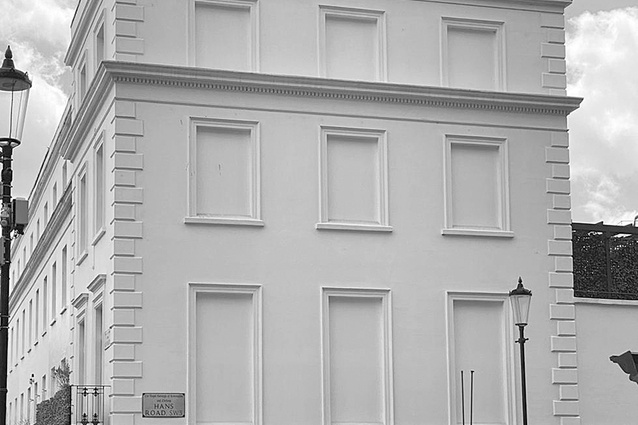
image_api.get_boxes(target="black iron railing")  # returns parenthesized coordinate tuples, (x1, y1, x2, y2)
(73, 385, 107, 425)
(572, 222, 638, 300)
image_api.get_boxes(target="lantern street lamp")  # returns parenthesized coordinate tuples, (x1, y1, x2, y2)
(0, 45, 31, 425)
(509, 277, 532, 425)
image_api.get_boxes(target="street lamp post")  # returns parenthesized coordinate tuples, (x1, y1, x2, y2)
(0, 45, 31, 425)
(509, 277, 532, 425)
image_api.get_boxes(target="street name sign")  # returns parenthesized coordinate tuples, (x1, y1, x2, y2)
(142, 393, 186, 418)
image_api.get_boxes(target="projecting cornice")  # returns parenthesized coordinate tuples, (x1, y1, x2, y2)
(110, 61, 581, 113)
(510, 0, 571, 7)
(413, 0, 572, 11)
(62, 61, 582, 160)
(422, 0, 572, 11)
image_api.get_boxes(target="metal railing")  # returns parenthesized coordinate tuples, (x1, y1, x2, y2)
(73, 385, 107, 425)
(572, 222, 638, 300)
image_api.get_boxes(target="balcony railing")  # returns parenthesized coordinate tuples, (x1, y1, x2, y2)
(572, 222, 638, 300)
(73, 385, 107, 425)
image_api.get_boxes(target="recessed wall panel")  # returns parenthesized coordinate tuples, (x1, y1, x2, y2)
(442, 18, 504, 91)
(451, 143, 500, 229)
(195, 2, 252, 71)
(329, 297, 384, 424)
(447, 27, 497, 90)
(196, 126, 252, 217)
(322, 288, 393, 425)
(454, 301, 505, 424)
(319, 128, 389, 231)
(447, 294, 514, 425)
(195, 292, 254, 424)
(444, 136, 510, 236)
(327, 134, 379, 223)
(326, 16, 378, 80)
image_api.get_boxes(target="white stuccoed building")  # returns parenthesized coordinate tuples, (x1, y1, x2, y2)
(7, 0, 634, 425)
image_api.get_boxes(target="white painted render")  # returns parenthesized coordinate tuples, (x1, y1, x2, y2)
(8, 1, 635, 425)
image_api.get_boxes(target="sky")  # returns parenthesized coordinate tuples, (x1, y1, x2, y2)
(565, 1, 638, 224)
(0, 0, 637, 225)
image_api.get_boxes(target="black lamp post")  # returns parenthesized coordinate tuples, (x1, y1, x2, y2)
(0, 45, 31, 425)
(509, 277, 532, 425)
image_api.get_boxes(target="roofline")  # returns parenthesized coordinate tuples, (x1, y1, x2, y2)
(65, 0, 101, 66)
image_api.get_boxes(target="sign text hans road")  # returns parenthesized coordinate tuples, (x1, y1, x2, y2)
(142, 393, 186, 418)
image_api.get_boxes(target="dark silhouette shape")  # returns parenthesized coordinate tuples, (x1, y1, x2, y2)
(610, 351, 638, 384)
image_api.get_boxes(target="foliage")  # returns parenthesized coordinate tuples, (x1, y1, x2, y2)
(35, 386, 71, 425)
(573, 229, 638, 300)
(51, 358, 70, 387)
(35, 359, 71, 425)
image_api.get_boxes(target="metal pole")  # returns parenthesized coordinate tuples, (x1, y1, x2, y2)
(470, 370, 474, 425)
(517, 324, 528, 425)
(461, 370, 465, 425)
(0, 145, 13, 425)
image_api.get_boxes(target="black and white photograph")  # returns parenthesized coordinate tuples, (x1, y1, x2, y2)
(0, 0, 637, 424)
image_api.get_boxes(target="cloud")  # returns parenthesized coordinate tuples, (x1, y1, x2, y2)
(571, 170, 638, 225)
(0, 0, 75, 51)
(0, 0, 75, 198)
(567, 7, 638, 224)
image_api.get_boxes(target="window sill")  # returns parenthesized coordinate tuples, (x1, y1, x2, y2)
(50, 318, 57, 327)
(92, 227, 106, 246)
(184, 216, 265, 227)
(574, 297, 638, 306)
(441, 228, 514, 238)
(60, 305, 67, 315)
(34, 340, 38, 346)
(316, 222, 393, 232)
(41, 330, 47, 338)
(76, 250, 89, 266)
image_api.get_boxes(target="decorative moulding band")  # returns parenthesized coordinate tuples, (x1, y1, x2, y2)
(411, 0, 572, 12)
(106, 62, 582, 116)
